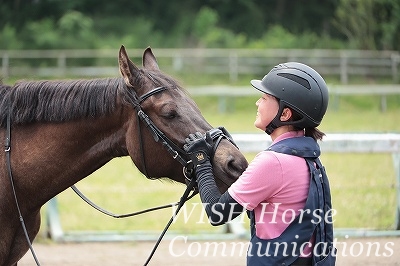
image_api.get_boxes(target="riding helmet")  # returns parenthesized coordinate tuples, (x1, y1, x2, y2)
(251, 62, 329, 130)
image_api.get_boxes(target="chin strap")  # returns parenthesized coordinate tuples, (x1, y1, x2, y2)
(265, 101, 286, 135)
(265, 101, 308, 135)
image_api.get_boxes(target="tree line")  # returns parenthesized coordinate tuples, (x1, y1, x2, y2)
(0, 0, 399, 51)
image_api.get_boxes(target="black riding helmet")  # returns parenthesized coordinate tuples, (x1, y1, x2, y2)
(251, 62, 329, 134)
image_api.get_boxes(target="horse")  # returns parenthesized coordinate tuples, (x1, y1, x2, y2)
(0, 46, 248, 266)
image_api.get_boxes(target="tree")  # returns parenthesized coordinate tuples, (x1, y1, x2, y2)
(333, 0, 376, 49)
(375, 0, 400, 50)
(333, 0, 400, 50)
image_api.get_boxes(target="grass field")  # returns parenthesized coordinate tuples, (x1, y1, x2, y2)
(38, 93, 400, 238)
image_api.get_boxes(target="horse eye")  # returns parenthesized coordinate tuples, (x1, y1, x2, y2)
(164, 110, 178, 120)
(161, 102, 179, 120)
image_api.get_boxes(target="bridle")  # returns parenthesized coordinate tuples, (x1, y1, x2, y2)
(127, 85, 193, 180)
(5, 76, 238, 265)
(118, 73, 237, 185)
(73, 81, 238, 265)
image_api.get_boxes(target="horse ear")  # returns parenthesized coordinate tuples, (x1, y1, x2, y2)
(119, 45, 141, 87)
(142, 46, 160, 71)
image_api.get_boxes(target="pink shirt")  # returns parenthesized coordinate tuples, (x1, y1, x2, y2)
(228, 130, 314, 256)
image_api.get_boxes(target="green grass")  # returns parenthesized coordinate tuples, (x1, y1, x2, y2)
(36, 93, 400, 238)
(47, 152, 397, 235)
(321, 153, 396, 229)
(52, 157, 236, 233)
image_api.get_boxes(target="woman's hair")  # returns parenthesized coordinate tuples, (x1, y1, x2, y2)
(304, 127, 325, 141)
(290, 108, 325, 141)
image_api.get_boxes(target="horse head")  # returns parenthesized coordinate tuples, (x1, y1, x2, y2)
(118, 46, 248, 192)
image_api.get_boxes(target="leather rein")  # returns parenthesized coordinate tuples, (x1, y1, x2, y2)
(4, 82, 236, 265)
(74, 84, 237, 265)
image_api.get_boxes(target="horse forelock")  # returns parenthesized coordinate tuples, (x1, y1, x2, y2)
(142, 68, 180, 89)
(141, 68, 191, 100)
(0, 78, 124, 127)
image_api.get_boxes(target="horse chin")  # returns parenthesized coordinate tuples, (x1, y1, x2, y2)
(214, 177, 231, 194)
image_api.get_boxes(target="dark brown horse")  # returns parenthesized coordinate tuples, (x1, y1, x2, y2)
(0, 46, 248, 265)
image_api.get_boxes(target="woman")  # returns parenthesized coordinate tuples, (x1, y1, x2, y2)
(184, 62, 335, 265)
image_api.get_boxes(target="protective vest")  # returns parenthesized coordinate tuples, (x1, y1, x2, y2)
(247, 136, 336, 266)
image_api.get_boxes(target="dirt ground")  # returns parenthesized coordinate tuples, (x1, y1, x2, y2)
(19, 237, 400, 266)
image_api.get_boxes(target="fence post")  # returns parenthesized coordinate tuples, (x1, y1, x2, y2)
(340, 51, 348, 84)
(229, 51, 238, 83)
(380, 95, 387, 112)
(2, 53, 9, 78)
(393, 153, 400, 230)
(392, 53, 400, 84)
(173, 54, 183, 72)
(224, 213, 247, 237)
(46, 197, 64, 242)
(57, 52, 66, 77)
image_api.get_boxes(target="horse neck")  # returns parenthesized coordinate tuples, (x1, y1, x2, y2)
(9, 110, 129, 210)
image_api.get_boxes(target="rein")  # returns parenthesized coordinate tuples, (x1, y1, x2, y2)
(4, 110, 41, 266)
(4, 83, 236, 265)
(71, 84, 236, 265)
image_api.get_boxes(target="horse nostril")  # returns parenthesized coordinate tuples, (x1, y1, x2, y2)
(226, 155, 247, 179)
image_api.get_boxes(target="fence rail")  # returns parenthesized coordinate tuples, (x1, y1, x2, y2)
(1, 48, 400, 83)
(46, 133, 400, 242)
(186, 84, 400, 112)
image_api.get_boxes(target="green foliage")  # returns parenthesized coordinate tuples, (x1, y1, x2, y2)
(247, 25, 347, 50)
(0, 24, 22, 49)
(193, 7, 219, 39)
(13, 11, 96, 50)
(333, 0, 377, 49)
(57, 11, 96, 48)
(248, 25, 296, 49)
(333, 0, 400, 50)
(93, 16, 164, 49)
(23, 18, 60, 49)
(2, 1, 398, 50)
(192, 7, 247, 48)
(377, 0, 400, 50)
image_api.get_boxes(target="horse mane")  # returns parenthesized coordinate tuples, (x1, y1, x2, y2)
(0, 69, 182, 128)
(0, 78, 124, 128)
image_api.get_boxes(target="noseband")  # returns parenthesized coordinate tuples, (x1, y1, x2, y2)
(123, 83, 239, 265)
(71, 83, 237, 218)
(133, 86, 189, 175)
(72, 82, 238, 265)
(183, 126, 237, 184)
(128, 85, 237, 184)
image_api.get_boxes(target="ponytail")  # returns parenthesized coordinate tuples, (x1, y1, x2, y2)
(305, 127, 325, 141)
(288, 108, 325, 141)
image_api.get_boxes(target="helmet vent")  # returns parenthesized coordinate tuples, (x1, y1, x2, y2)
(277, 73, 311, 90)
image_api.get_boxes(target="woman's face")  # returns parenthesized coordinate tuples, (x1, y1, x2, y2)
(254, 93, 279, 131)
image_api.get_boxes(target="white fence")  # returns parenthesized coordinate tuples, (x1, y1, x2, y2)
(46, 133, 400, 242)
(186, 84, 400, 112)
(1, 48, 400, 83)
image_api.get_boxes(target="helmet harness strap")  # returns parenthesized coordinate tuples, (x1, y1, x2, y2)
(265, 101, 286, 135)
(265, 100, 310, 135)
